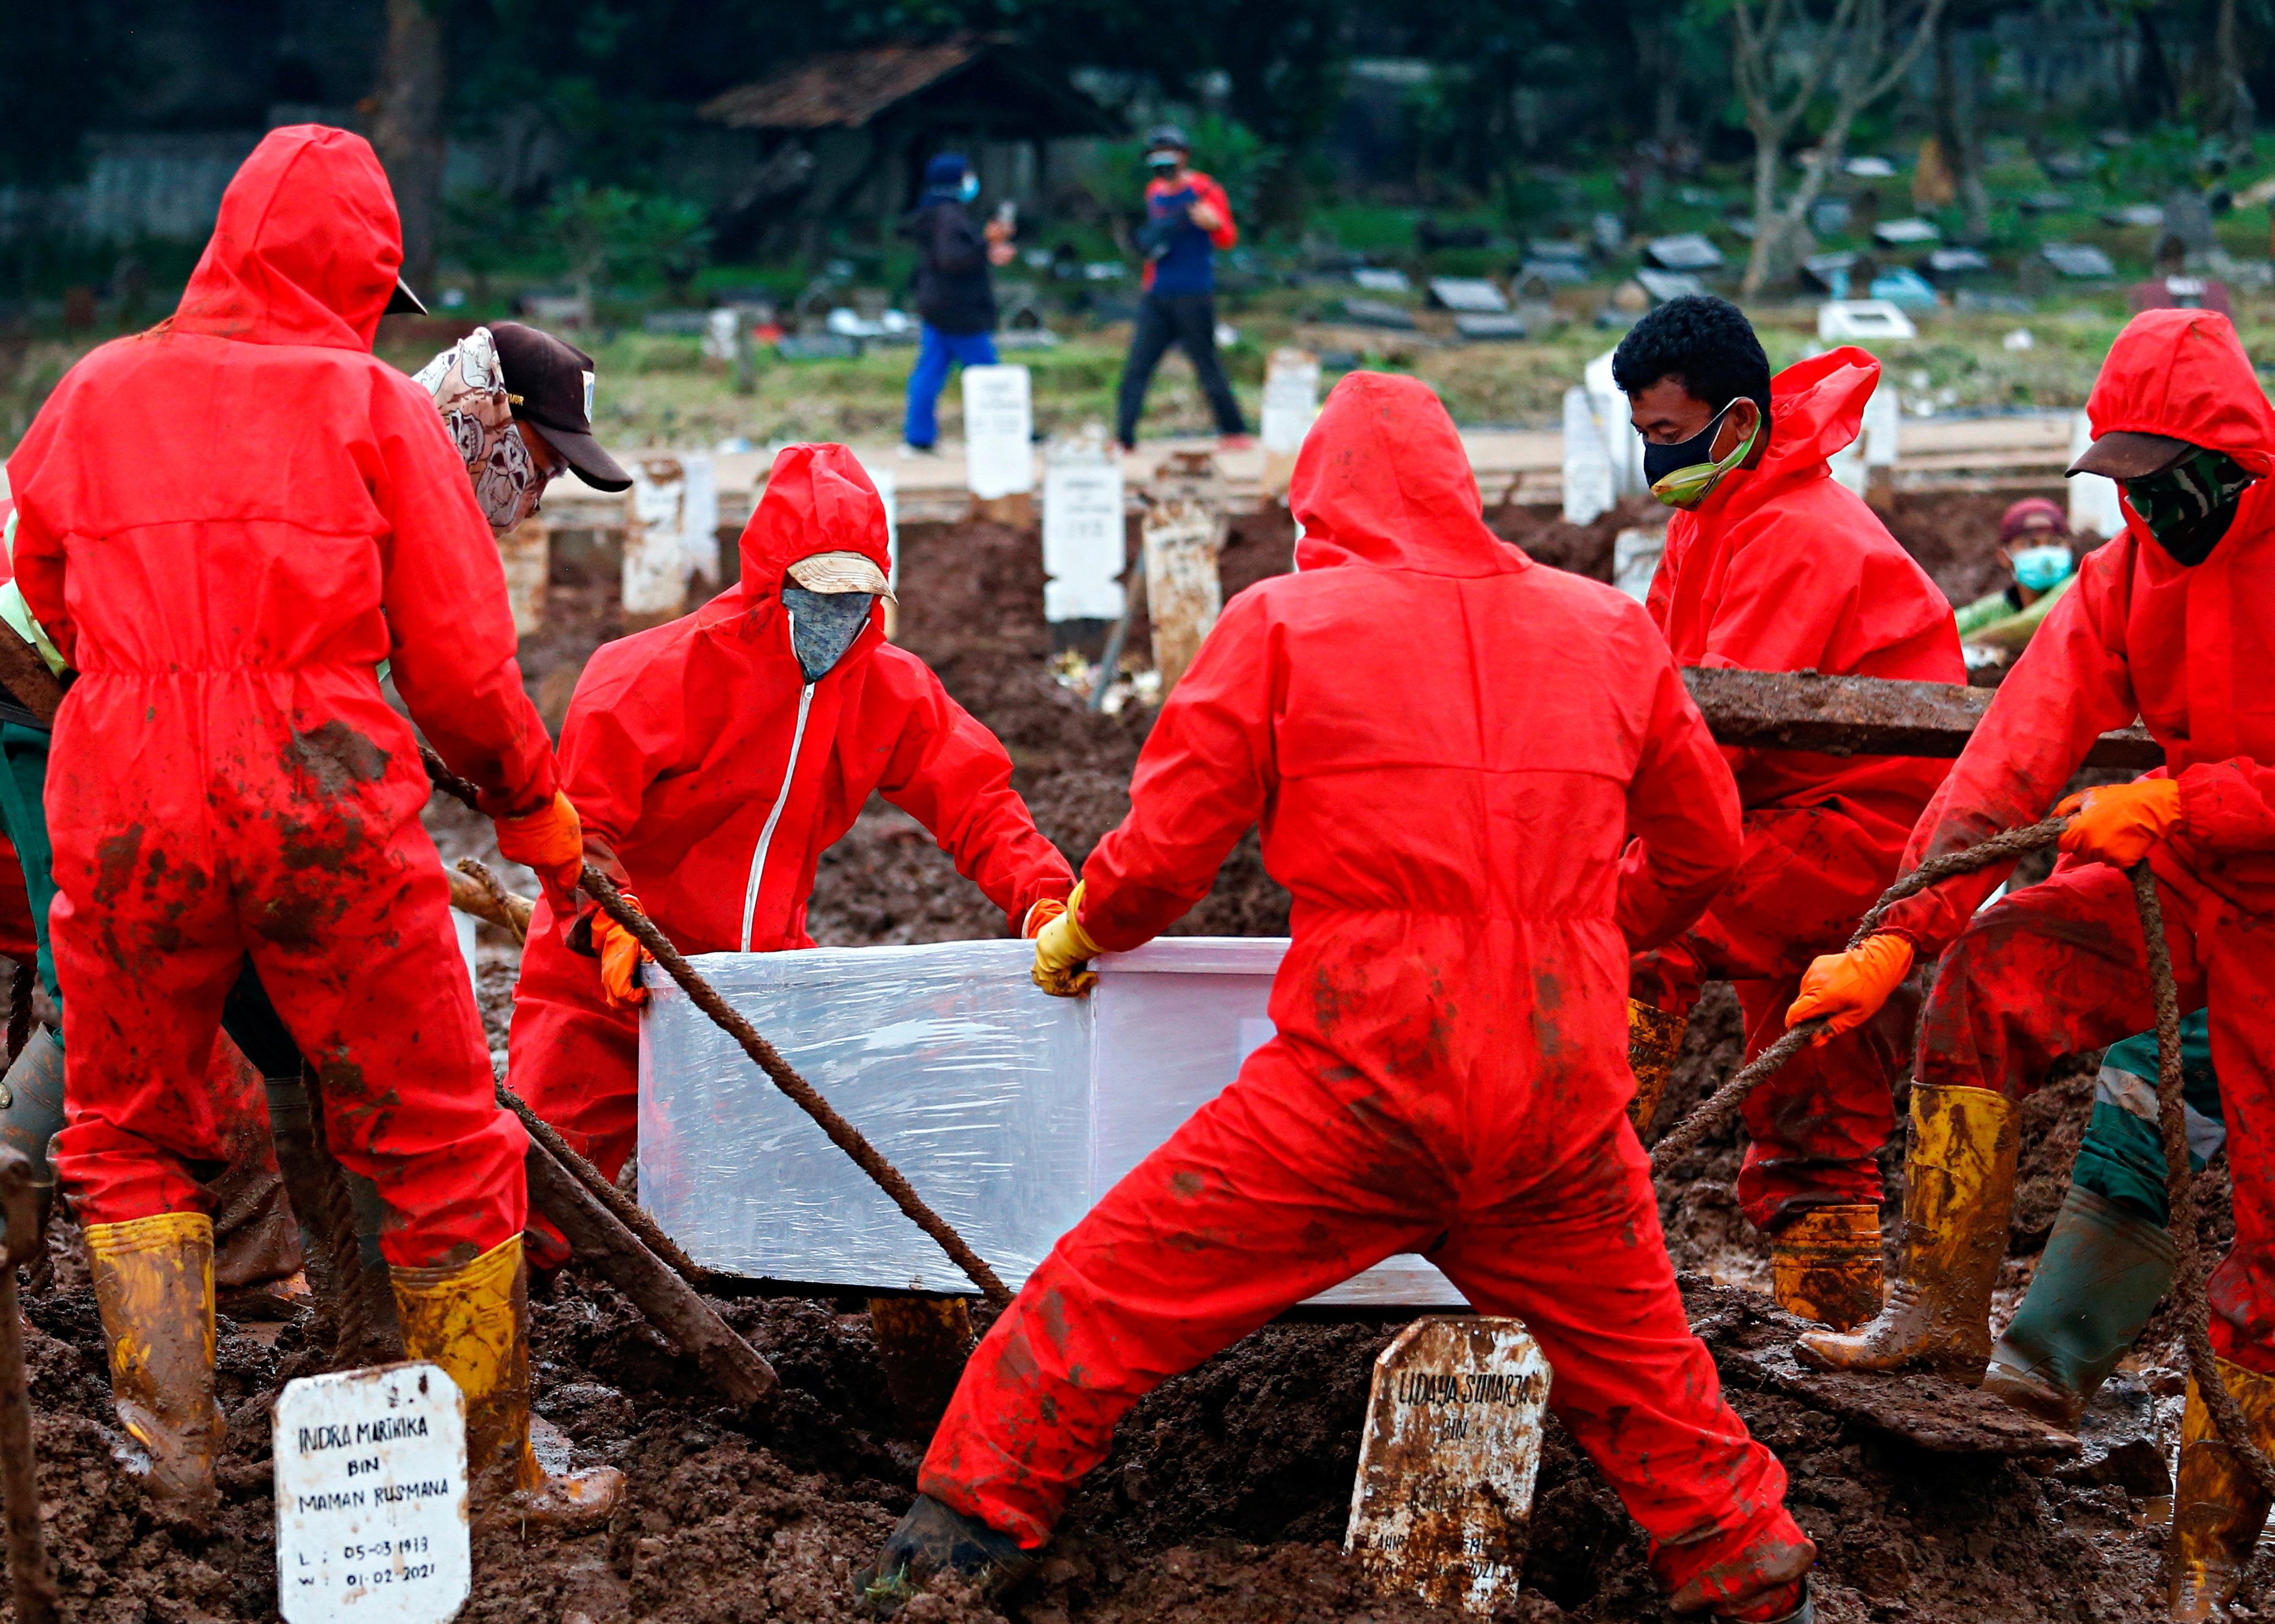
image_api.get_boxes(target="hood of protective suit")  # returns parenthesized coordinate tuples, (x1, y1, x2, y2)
(1290, 372, 1525, 577)
(2086, 309, 2275, 479)
(714, 443, 892, 670)
(174, 125, 404, 351)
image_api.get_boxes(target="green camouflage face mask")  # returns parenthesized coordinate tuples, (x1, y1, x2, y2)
(2121, 446, 2257, 566)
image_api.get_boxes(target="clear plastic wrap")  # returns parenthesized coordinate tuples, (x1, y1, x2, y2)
(638, 936, 1461, 1307)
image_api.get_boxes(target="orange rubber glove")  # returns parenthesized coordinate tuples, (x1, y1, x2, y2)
(1787, 933, 1915, 1045)
(2056, 778, 2183, 868)
(1022, 897, 1069, 939)
(1031, 882, 1102, 997)
(594, 894, 649, 1010)
(494, 790, 585, 892)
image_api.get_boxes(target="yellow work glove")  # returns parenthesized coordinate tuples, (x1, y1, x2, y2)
(2056, 778, 2183, 868)
(494, 790, 585, 893)
(1787, 933, 1915, 1045)
(594, 895, 649, 1011)
(1031, 883, 1102, 997)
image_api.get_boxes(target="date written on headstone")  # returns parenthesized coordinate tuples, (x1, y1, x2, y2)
(1345, 1317, 1550, 1616)
(274, 1362, 471, 1624)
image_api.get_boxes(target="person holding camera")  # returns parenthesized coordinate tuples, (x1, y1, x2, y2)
(1114, 126, 1248, 452)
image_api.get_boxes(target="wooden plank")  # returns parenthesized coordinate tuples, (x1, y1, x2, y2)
(1684, 666, 2163, 770)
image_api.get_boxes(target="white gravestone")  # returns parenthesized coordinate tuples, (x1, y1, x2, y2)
(1043, 457, 1127, 623)
(1258, 349, 1322, 497)
(2069, 409, 2125, 539)
(623, 457, 690, 619)
(274, 1363, 470, 1624)
(680, 451, 720, 587)
(962, 365, 1035, 499)
(1345, 1317, 1551, 1616)
(1561, 387, 1617, 526)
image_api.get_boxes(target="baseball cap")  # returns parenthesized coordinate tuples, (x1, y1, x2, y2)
(488, 321, 632, 491)
(1997, 497, 2067, 542)
(1144, 124, 1189, 163)
(384, 277, 427, 316)
(787, 550, 895, 601)
(2067, 430, 2193, 481)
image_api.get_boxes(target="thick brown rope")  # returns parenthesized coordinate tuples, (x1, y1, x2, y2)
(423, 747, 1013, 1307)
(490, 1081, 706, 1287)
(1649, 816, 2070, 1170)
(2132, 866, 2275, 1495)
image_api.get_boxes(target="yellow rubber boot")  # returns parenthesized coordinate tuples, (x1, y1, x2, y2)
(391, 1234, 625, 1531)
(1627, 1000, 1688, 1133)
(2170, 1359, 2275, 1620)
(1771, 1205, 1884, 1331)
(1796, 1084, 2017, 1382)
(86, 1212, 225, 1527)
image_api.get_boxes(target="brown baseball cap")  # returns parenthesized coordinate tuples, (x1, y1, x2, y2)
(2067, 430, 2193, 480)
(488, 321, 632, 491)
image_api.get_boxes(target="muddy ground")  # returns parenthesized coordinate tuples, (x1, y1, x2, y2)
(15, 484, 2231, 1623)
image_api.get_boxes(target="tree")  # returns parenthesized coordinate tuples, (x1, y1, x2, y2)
(1724, 0, 1949, 296)
(373, 0, 449, 295)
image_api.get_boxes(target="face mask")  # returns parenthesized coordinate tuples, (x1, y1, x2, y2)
(2121, 447, 2258, 567)
(957, 173, 979, 203)
(2008, 543, 2074, 592)
(782, 586, 875, 682)
(1645, 400, 1758, 510)
(415, 326, 558, 536)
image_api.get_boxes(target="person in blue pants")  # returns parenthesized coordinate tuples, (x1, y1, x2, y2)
(900, 153, 1013, 451)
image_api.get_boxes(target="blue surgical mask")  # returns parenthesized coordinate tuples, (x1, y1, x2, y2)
(2009, 543, 2073, 592)
(957, 173, 979, 203)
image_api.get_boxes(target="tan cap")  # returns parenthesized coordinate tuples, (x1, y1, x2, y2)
(2067, 430, 2193, 480)
(787, 550, 895, 600)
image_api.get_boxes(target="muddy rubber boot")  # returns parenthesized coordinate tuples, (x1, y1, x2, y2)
(391, 1234, 625, 1532)
(0, 1026, 64, 1229)
(1982, 1184, 2176, 1431)
(2169, 1359, 2275, 1620)
(857, 1493, 1038, 1618)
(1627, 1000, 1688, 1133)
(1770, 1205, 1883, 1332)
(86, 1211, 226, 1528)
(1795, 1084, 2018, 1382)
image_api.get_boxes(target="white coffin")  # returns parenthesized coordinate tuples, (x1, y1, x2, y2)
(637, 937, 1463, 1307)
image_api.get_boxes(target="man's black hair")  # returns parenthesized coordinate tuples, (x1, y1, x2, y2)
(1610, 294, 1773, 419)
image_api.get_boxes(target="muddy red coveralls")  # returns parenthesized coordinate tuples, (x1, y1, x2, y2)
(921, 375, 1811, 1607)
(4, 127, 552, 1266)
(1876, 309, 2275, 1377)
(508, 444, 1072, 1181)
(1635, 348, 1963, 1228)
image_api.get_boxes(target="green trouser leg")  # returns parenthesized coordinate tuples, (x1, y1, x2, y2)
(1985, 1010, 2219, 1429)
(0, 721, 58, 1007)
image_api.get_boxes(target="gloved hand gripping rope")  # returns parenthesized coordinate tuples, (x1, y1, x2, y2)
(423, 748, 1014, 1309)
(1645, 812, 2275, 1494)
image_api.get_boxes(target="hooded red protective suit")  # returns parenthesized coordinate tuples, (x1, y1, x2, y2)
(1633, 348, 1963, 1229)
(1875, 309, 2275, 1375)
(4, 127, 550, 1267)
(508, 444, 1073, 1181)
(920, 375, 1810, 1606)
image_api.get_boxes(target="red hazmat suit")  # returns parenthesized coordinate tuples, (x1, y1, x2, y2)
(4, 127, 551, 1267)
(1632, 348, 1963, 1229)
(921, 375, 1810, 1603)
(508, 444, 1073, 1181)
(1876, 308, 2275, 1376)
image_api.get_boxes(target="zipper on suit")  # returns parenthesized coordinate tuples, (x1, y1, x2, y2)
(741, 632, 817, 951)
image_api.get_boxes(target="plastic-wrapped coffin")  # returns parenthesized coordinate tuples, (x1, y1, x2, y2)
(637, 936, 1464, 1308)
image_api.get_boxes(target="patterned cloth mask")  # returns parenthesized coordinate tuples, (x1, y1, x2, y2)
(413, 327, 556, 535)
(2120, 446, 2258, 567)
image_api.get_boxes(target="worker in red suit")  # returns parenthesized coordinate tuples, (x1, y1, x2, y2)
(1789, 309, 2275, 1617)
(508, 442, 1073, 1192)
(4, 125, 611, 1528)
(1611, 296, 1963, 1331)
(863, 374, 1817, 1624)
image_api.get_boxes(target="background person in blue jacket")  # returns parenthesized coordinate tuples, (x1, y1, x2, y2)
(1114, 125, 1248, 452)
(901, 153, 1014, 452)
